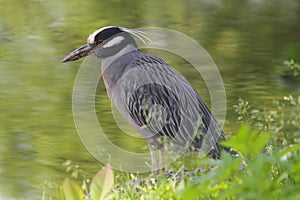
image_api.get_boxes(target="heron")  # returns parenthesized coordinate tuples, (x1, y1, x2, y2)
(63, 26, 234, 171)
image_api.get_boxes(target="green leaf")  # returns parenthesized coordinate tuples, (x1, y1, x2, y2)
(275, 144, 300, 160)
(62, 178, 83, 200)
(55, 186, 65, 200)
(90, 164, 114, 200)
(221, 124, 270, 157)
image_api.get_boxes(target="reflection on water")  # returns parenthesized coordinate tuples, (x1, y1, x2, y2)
(0, 0, 299, 198)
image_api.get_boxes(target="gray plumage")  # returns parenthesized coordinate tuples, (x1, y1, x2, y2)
(103, 50, 227, 158)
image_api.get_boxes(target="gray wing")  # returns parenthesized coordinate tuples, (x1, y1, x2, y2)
(109, 51, 229, 158)
(127, 82, 181, 139)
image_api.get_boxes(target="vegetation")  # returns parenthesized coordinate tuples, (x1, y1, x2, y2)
(280, 59, 300, 78)
(42, 91, 300, 200)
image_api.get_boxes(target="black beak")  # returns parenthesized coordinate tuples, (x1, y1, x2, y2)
(62, 44, 95, 62)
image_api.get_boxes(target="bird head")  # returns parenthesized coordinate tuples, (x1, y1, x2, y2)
(63, 26, 138, 62)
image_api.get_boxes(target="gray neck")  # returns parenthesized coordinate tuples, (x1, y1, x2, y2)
(101, 44, 138, 73)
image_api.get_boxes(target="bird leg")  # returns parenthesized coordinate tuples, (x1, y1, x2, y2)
(147, 141, 158, 172)
(151, 137, 165, 173)
(158, 148, 164, 171)
(147, 138, 165, 173)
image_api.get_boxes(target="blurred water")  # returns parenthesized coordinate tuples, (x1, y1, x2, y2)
(0, 0, 299, 198)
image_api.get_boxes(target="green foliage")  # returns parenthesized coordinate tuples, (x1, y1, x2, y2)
(222, 125, 270, 158)
(43, 95, 300, 200)
(233, 95, 300, 149)
(49, 164, 115, 200)
(178, 124, 300, 200)
(280, 59, 300, 77)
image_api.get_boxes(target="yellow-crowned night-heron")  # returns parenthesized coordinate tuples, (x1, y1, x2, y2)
(63, 26, 234, 171)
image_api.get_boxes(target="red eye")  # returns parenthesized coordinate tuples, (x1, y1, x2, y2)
(97, 40, 104, 45)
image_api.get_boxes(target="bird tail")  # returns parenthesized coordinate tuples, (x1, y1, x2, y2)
(207, 140, 239, 159)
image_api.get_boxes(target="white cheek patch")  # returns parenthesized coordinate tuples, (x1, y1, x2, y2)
(102, 36, 125, 48)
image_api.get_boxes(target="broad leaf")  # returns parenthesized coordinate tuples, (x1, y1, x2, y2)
(221, 124, 270, 157)
(90, 164, 114, 200)
(62, 178, 83, 200)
